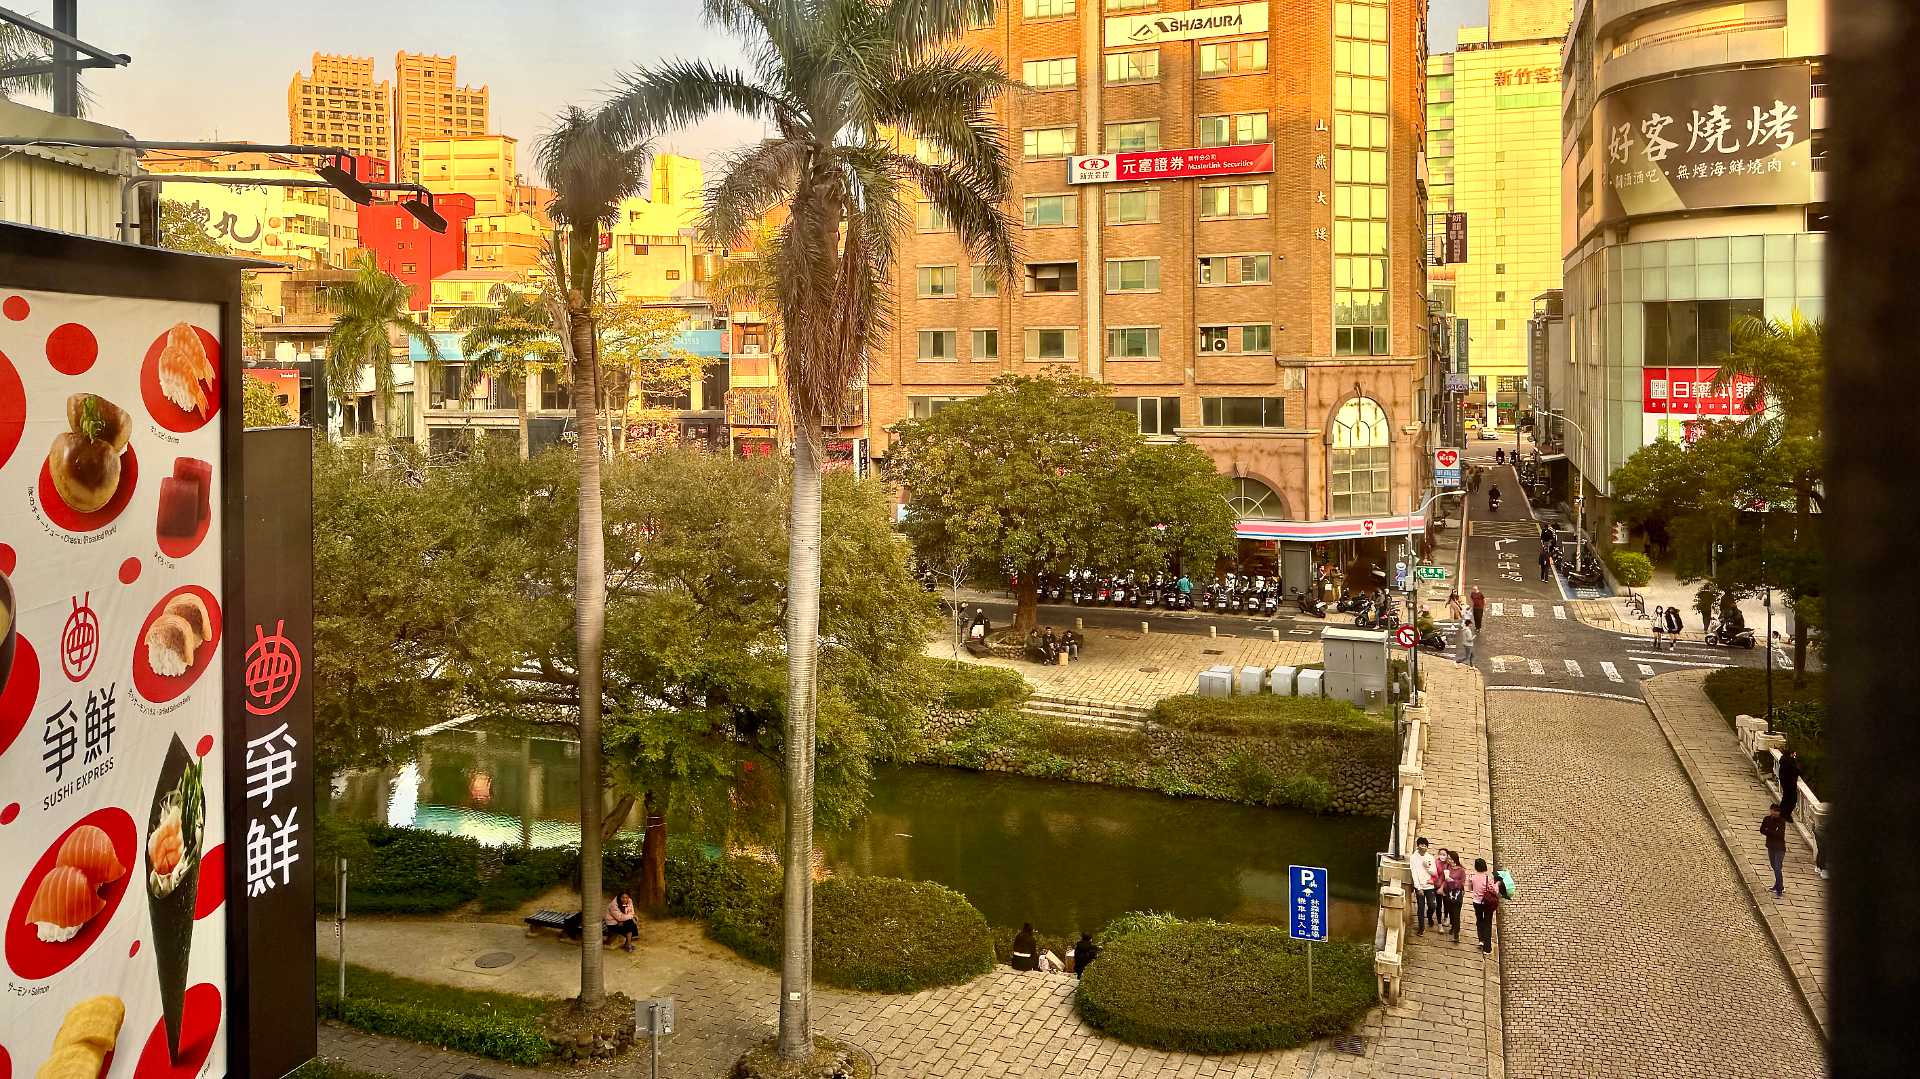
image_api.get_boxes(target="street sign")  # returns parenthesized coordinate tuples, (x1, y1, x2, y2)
(1434, 446, 1462, 488)
(1444, 211, 1468, 263)
(1456, 317, 1471, 371)
(1394, 623, 1419, 648)
(636, 997, 676, 1035)
(1289, 865, 1329, 942)
(1445, 373, 1470, 393)
(1394, 559, 1409, 590)
(1416, 565, 1450, 580)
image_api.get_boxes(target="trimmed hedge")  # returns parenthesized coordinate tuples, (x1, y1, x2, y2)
(667, 847, 995, 992)
(1606, 550, 1654, 588)
(1150, 693, 1382, 736)
(316, 818, 483, 914)
(1703, 667, 1828, 789)
(1074, 914, 1375, 1054)
(476, 845, 580, 912)
(925, 657, 1032, 710)
(316, 958, 554, 1065)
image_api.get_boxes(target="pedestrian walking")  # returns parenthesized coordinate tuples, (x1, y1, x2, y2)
(1663, 604, 1682, 649)
(1469, 584, 1487, 630)
(1538, 546, 1553, 582)
(1761, 803, 1788, 897)
(1409, 838, 1439, 935)
(1652, 606, 1667, 650)
(1777, 749, 1803, 822)
(1446, 589, 1464, 625)
(1458, 619, 1477, 664)
(1466, 857, 1500, 953)
(1440, 850, 1467, 941)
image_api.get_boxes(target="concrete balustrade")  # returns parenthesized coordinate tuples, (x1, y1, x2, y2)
(1735, 713, 1827, 850)
(1374, 706, 1430, 1004)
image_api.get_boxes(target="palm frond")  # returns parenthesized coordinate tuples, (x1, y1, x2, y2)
(600, 59, 788, 149)
(697, 138, 804, 250)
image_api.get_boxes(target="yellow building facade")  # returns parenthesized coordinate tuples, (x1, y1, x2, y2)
(159, 169, 358, 268)
(603, 154, 713, 302)
(416, 134, 517, 216)
(394, 52, 490, 181)
(288, 54, 391, 167)
(466, 211, 546, 271)
(1426, 7, 1567, 420)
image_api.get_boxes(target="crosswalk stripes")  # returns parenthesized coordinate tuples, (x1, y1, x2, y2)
(1553, 605, 1566, 620)
(1521, 604, 1536, 618)
(1491, 602, 1506, 617)
(1600, 661, 1623, 683)
(1564, 659, 1583, 677)
(1527, 659, 1545, 675)
(1638, 663, 1656, 676)
(1492, 657, 1508, 673)
(1625, 652, 1732, 669)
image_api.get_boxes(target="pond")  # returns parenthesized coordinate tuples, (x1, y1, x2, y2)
(328, 728, 1386, 940)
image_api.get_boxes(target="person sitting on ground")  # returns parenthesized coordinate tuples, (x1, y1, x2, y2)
(1010, 923, 1038, 971)
(605, 892, 639, 952)
(1072, 933, 1099, 978)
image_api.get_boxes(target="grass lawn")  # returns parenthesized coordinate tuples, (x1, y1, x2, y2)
(316, 957, 558, 1065)
(1701, 667, 1828, 789)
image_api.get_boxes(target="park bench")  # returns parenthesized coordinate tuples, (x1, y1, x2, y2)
(524, 908, 574, 936)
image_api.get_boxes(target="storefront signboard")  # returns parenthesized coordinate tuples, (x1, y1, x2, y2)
(1598, 63, 1813, 221)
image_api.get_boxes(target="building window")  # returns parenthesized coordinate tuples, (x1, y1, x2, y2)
(1105, 120, 1161, 152)
(1114, 395, 1181, 434)
(1105, 258, 1159, 292)
(1023, 0, 1074, 16)
(1022, 57, 1077, 88)
(1025, 262, 1079, 293)
(1226, 477, 1283, 517)
(400, 262, 417, 273)
(1197, 324, 1274, 354)
(1025, 327, 1079, 361)
(541, 368, 572, 411)
(1105, 0, 1154, 9)
(1335, 0, 1390, 356)
(1199, 38, 1269, 75)
(1201, 397, 1286, 428)
(665, 269, 682, 280)
(1105, 49, 1159, 83)
(916, 202, 953, 232)
(1495, 291, 1506, 302)
(1106, 326, 1161, 359)
(1495, 263, 1506, 273)
(1644, 299, 1765, 366)
(917, 265, 958, 297)
(972, 329, 999, 360)
(917, 329, 959, 360)
(971, 266, 1001, 297)
(1196, 111, 1268, 147)
(909, 395, 971, 419)
(1198, 182, 1267, 219)
(1022, 126, 1077, 159)
(1022, 194, 1077, 227)
(1329, 397, 1391, 516)
(1104, 189, 1159, 224)
(1197, 253, 1270, 285)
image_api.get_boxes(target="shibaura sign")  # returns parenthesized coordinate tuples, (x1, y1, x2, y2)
(1104, 1, 1267, 46)
(1598, 62, 1812, 221)
(0, 223, 316, 1079)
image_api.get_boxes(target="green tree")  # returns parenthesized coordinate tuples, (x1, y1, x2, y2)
(453, 289, 561, 459)
(325, 253, 439, 439)
(536, 108, 654, 1008)
(887, 375, 1238, 632)
(242, 375, 291, 427)
(598, 0, 1015, 1057)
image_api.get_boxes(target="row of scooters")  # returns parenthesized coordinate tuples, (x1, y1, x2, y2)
(1547, 536, 1607, 590)
(1036, 570, 1337, 619)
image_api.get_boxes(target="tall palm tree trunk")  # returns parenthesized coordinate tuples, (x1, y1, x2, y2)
(778, 430, 824, 1060)
(571, 305, 608, 1007)
(518, 377, 531, 460)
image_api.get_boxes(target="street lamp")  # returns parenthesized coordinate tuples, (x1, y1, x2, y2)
(1404, 489, 1468, 708)
(1535, 407, 1589, 551)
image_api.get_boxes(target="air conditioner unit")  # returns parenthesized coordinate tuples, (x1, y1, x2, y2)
(742, 344, 762, 355)
(1199, 337, 1228, 353)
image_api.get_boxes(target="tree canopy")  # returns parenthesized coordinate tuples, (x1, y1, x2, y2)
(886, 374, 1238, 630)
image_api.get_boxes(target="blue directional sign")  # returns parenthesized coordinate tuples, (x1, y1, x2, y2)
(1289, 864, 1329, 942)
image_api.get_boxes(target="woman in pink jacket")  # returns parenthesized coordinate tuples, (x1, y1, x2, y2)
(1466, 858, 1501, 954)
(1439, 850, 1467, 941)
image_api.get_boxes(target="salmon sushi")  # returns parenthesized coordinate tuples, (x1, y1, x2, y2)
(156, 323, 213, 416)
(24, 866, 105, 942)
(54, 825, 125, 887)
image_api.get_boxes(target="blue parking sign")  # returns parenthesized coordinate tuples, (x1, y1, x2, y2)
(1288, 865, 1328, 942)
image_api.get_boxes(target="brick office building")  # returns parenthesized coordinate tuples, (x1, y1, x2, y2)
(868, 0, 1433, 583)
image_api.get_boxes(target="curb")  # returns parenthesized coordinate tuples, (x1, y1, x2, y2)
(1639, 671, 1830, 1042)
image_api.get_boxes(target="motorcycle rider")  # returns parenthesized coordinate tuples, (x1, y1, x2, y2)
(1495, 447, 1506, 466)
(1488, 484, 1502, 512)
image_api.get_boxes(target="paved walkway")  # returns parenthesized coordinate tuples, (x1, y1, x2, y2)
(934, 626, 1323, 706)
(1642, 670, 1830, 1034)
(1484, 689, 1826, 1078)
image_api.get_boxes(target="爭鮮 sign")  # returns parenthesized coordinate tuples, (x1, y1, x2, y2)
(1068, 143, 1274, 185)
(1434, 447, 1462, 488)
(1289, 865, 1329, 942)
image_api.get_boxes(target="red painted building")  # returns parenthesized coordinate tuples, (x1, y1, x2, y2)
(356, 191, 475, 309)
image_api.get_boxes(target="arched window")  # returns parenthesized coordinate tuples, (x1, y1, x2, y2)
(1227, 478, 1284, 519)
(1329, 397, 1391, 517)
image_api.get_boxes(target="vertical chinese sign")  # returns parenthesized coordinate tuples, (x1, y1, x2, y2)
(1, 225, 314, 1078)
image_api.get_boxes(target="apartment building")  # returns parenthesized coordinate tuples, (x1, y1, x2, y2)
(394, 52, 490, 181)
(288, 54, 391, 167)
(416, 133, 518, 216)
(869, 0, 1432, 580)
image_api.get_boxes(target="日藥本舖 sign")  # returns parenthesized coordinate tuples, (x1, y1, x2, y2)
(1642, 367, 1762, 417)
(1104, 1, 1267, 46)
(1598, 62, 1812, 221)
(1069, 143, 1274, 185)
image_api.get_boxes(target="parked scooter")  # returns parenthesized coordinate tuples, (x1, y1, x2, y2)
(1706, 618, 1758, 649)
(1293, 588, 1328, 618)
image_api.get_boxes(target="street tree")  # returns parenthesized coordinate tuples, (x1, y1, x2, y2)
(453, 289, 561, 459)
(598, 0, 1016, 1058)
(887, 374, 1238, 633)
(242, 376, 291, 427)
(324, 254, 439, 439)
(537, 107, 654, 1007)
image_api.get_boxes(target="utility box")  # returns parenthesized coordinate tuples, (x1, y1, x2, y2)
(1269, 665, 1298, 696)
(1295, 668, 1325, 698)
(1197, 665, 1234, 698)
(1237, 665, 1267, 696)
(1320, 625, 1389, 708)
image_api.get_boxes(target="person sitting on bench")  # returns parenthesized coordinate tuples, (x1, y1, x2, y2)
(605, 892, 639, 952)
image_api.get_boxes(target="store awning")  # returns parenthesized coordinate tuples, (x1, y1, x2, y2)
(1235, 513, 1426, 542)
(1535, 452, 1568, 463)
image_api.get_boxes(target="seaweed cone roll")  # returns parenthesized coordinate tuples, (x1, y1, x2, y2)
(145, 735, 205, 1062)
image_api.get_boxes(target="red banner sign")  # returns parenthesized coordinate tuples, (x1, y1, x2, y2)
(1069, 143, 1274, 185)
(1642, 367, 1762, 416)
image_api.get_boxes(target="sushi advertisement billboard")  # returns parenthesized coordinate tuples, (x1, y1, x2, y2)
(0, 225, 315, 1078)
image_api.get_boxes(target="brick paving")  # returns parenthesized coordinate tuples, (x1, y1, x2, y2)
(1641, 669, 1830, 1035)
(1484, 690, 1826, 1078)
(934, 624, 1324, 706)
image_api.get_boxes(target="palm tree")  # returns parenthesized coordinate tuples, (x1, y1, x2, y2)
(598, 0, 1014, 1058)
(1, 22, 91, 112)
(325, 253, 438, 439)
(536, 107, 653, 1008)
(452, 289, 561, 459)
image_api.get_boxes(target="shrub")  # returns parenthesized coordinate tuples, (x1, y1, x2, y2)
(1150, 694, 1385, 737)
(316, 818, 483, 914)
(1703, 668, 1828, 789)
(316, 959, 554, 1065)
(925, 657, 1032, 710)
(1607, 550, 1654, 588)
(1074, 914, 1375, 1054)
(476, 846, 579, 912)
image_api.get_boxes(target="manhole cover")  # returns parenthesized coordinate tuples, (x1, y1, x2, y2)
(1202, 648, 1224, 655)
(1138, 666, 1161, 673)
(473, 951, 517, 970)
(1332, 1034, 1366, 1056)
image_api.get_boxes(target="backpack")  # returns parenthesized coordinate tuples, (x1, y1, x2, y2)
(1496, 869, 1515, 900)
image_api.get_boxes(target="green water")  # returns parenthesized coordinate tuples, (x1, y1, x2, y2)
(329, 729, 1385, 940)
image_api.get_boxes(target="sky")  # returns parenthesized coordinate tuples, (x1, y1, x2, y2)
(59, 0, 1486, 170)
